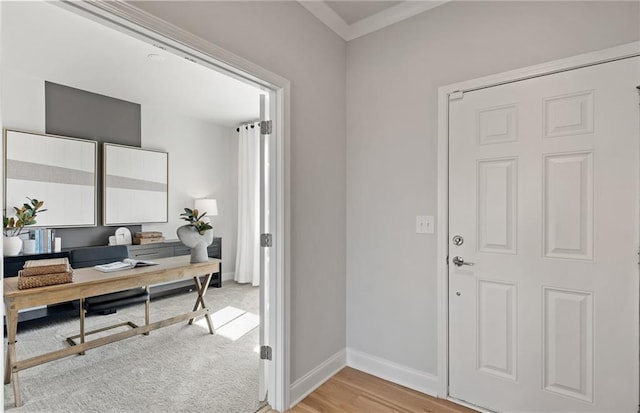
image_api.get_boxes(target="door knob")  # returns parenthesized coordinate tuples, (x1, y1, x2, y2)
(452, 256, 474, 267)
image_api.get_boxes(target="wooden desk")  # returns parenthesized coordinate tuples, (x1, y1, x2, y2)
(4, 255, 220, 408)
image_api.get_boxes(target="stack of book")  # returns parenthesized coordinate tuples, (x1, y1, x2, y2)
(17, 257, 73, 290)
(133, 231, 165, 245)
(28, 229, 56, 253)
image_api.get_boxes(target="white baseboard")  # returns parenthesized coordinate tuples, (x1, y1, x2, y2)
(346, 347, 439, 397)
(222, 272, 234, 282)
(289, 348, 347, 407)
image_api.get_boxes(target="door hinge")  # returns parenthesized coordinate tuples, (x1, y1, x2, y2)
(260, 120, 272, 135)
(260, 345, 272, 360)
(449, 91, 464, 101)
(260, 233, 273, 248)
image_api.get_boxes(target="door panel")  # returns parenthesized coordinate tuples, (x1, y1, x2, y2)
(543, 287, 593, 403)
(543, 152, 593, 260)
(477, 158, 517, 254)
(477, 279, 517, 381)
(448, 57, 639, 412)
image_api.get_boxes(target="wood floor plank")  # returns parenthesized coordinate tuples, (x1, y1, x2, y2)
(286, 367, 477, 413)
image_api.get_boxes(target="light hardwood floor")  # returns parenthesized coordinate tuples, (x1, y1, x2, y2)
(263, 367, 478, 413)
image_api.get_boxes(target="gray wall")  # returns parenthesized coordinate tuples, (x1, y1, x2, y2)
(125, 0, 639, 398)
(129, 0, 348, 385)
(346, 0, 640, 377)
(45, 81, 142, 248)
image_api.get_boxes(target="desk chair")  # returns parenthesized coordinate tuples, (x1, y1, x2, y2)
(66, 245, 150, 349)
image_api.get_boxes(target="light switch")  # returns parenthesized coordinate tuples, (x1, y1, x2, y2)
(416, 215, 434, 234)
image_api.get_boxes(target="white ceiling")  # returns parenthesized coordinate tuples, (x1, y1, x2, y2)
(325, 1, 402, 25)
(1, 2, 263, 128)
(300, 0, 450, 41)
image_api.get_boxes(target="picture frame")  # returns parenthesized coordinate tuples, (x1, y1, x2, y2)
(3, 129, 98, 227)
(103, 143, 168, 225)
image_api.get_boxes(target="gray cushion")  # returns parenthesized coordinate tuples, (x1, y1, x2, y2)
(69, 245, 129, 269)
(69, 245, 149, 314)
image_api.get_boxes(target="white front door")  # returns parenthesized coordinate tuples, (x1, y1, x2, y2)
(448, 57, 640, 412)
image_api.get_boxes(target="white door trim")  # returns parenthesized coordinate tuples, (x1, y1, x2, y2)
(56, 1, 292, 410)
(436, 41, 640, 400)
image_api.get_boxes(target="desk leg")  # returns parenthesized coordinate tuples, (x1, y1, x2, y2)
(79, 298, 86, 356)
(188, 273, 214, 334)
(144, 286, 150, 336)
(5, 302, 22, 406)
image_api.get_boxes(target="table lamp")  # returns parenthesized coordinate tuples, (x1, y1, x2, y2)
(194, 199, 218, 223)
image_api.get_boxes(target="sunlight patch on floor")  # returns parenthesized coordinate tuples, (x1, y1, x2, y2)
(217, 312, 259, 340)
(194, 306, 259, 341)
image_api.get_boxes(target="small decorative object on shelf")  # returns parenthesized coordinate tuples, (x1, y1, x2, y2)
(133, 231, 165, 244)
(3, 198, 47, 257)
(177, 207, 213, 263)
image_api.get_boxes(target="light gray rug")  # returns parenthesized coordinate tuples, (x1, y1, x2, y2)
(4, 281, 263, 413)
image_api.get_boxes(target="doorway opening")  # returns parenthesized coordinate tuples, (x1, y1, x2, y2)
(0, 1, 289, 411)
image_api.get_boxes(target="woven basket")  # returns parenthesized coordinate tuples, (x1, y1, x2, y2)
(18, 270, 73, 289)
(22, 258, 70, 276)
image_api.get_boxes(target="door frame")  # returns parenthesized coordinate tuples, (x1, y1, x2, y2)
(436, 41, 640, 403)
(53, 1, 292, 410)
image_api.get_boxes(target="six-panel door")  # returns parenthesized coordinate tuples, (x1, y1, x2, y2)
(449, 57, 640, 412)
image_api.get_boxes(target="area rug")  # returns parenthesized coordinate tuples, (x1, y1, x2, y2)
(3, 281, 262, 413)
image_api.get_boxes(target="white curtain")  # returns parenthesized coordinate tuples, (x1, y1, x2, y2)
(234, 123, 260, 286)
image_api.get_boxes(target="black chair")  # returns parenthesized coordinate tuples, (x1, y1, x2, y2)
(66, 245, 150, 348)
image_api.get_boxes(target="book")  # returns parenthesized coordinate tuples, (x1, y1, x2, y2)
(134, 231, 163, 238)
(94, 258, 158, 273)
(133, 236, 165, 245)
(22, 258, 71, 276)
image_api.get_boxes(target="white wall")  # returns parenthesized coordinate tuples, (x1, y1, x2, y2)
(346, 0, 640, 392)
(141, 105, 238, 277)
(1, 69, 45, 133)
(129, 1, 348, 388)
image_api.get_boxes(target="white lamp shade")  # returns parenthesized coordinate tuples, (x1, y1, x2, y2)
(194, 199, 218, 216)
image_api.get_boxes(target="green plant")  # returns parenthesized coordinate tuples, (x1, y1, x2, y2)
(3, 198, 47, 237)
(179, 208, 212, 235)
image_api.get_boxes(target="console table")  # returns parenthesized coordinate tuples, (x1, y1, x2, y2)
(4, 256, 220, 407)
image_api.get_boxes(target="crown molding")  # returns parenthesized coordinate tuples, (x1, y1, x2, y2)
(348, 1, 448, 41)
(299, 1, 450, 41)
(298, 1, 350, 39)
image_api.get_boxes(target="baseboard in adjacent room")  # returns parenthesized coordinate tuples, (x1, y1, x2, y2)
(346, 347, 439, 397)
(289, 348, 347, 407)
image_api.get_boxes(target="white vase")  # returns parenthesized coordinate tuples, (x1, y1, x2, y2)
(176, 225, 213, 263)
(4, 236, 23, 256)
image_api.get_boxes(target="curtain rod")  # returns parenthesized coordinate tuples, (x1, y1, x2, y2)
(236, 121, 260, 133)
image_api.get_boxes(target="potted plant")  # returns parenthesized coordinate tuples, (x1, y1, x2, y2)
(176, 207, 213, 263)
(3, 198, 47, 256)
